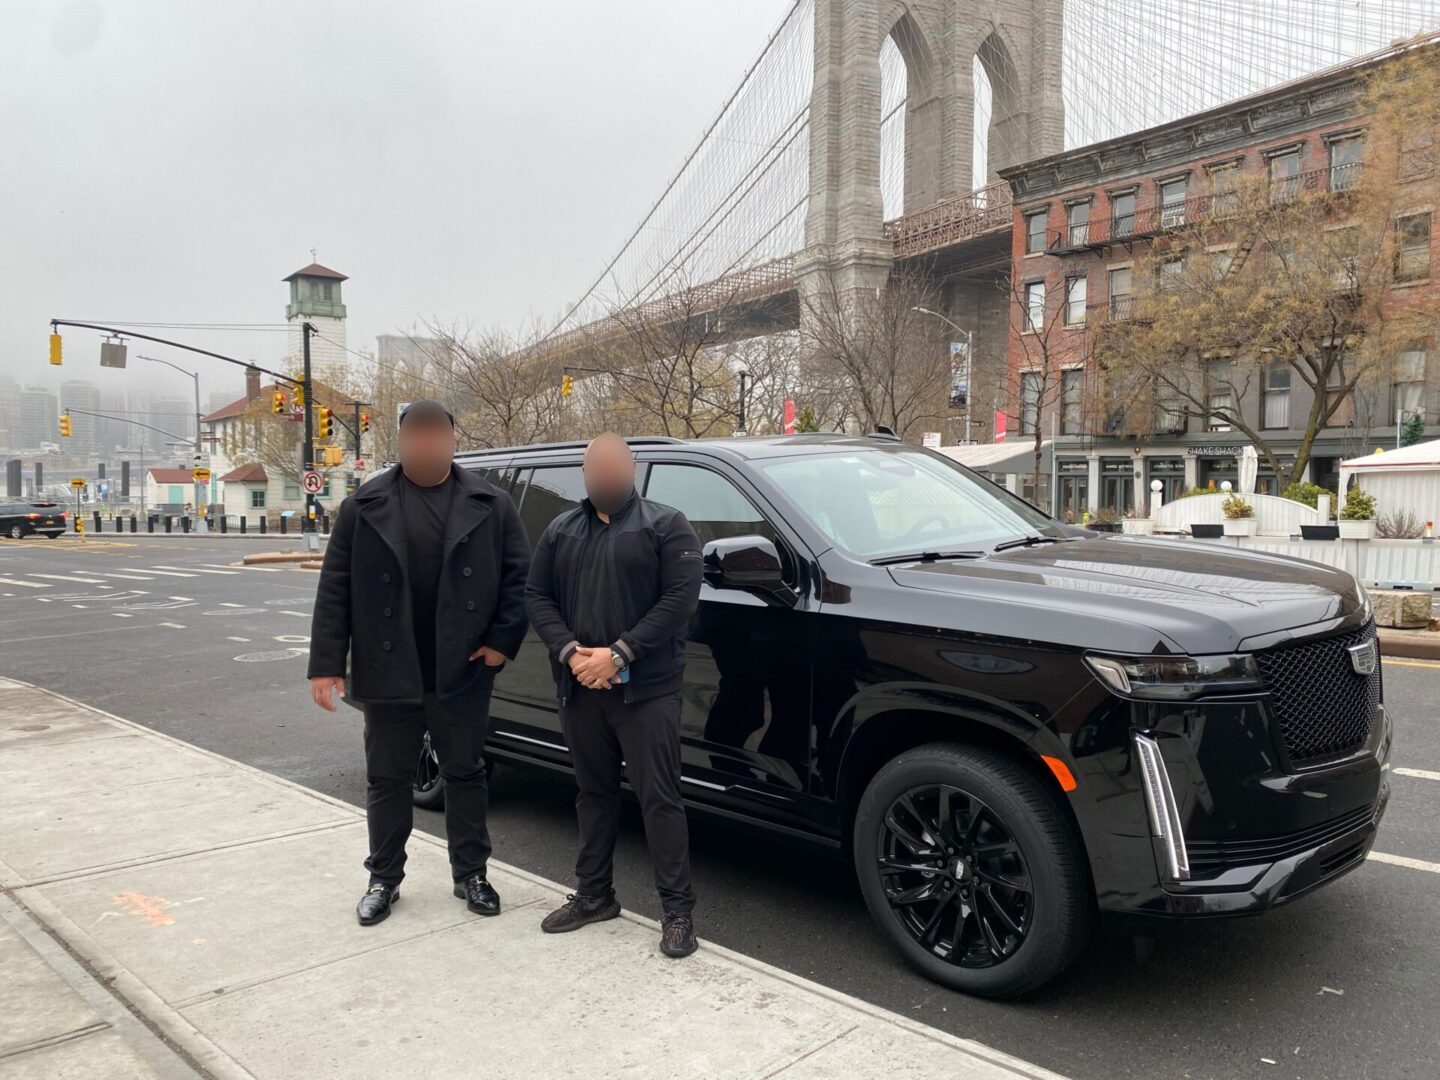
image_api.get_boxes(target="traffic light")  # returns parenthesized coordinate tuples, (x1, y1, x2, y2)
(272, 391, 286, 415)
(316, 405, 333, 438)
(49, 333, 63, 366)
(561, 373, 574, 398)
(59, 412, 72, 437)
(293, 377, 306, 408)
(359, 411, 371, 434)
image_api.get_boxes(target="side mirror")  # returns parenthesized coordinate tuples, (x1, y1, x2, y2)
(702, 535, 796, 605)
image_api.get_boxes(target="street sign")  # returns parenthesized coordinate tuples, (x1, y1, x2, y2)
(921, 432, 942, 449)
(69, 477, 86, 489)
(354, 458, 367, 470)
(193, 468, 211, 482)
(302, 471, 324, 495)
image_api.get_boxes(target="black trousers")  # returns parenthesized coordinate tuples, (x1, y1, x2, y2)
(362, 691, 492, 887)
(561, 688, 696, 915)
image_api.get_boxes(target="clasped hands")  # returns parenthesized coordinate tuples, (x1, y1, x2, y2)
(569, 646, 620, 690)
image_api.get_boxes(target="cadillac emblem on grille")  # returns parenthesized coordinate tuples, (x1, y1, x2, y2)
(1348, 639, 1378, 676)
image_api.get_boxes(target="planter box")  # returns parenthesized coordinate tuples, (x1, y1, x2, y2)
(1122, 518, 1155, 535)
(1190, 523, 1224, 538)
(1301, 524, 1340, 541)
(1338, 519, 1377, 540)
(1088, 522, 1121, 533)
(1223, 519, 1258, 537)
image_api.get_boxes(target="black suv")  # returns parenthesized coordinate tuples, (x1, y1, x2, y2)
(0, 501, 67, 539)
(421, 433, 1390, 998)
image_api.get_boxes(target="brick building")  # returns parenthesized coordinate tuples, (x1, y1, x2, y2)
(997, 35, 1439, 519)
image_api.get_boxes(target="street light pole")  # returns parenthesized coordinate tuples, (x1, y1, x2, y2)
(913, 306, 975, 445)
(736, 369, 749, 436)
(302, 323, 316, 534)
(139, 354, 206, 532)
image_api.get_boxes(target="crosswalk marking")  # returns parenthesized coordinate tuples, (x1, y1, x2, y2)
(134, 568, 198, 578)
(233, 564, 283, 572)
(112, 613, 133, 618)
(152, 564, 240, 576)
(158, 622, 186, 630)
(1369, 851, 1440, 875)
(1395, 767, 1440, 782)
(31, 573, 107, 584)
(168, 596, 193, 602)
(0, 577, 49, 588)
(94, 572, 156, 581)
(202, 563, 265, 572)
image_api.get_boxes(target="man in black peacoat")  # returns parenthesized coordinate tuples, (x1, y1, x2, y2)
(308, 399, 530, 925)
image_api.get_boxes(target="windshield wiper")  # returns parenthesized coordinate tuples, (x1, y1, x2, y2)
(869, 550, 986, 566)
(991, 534, 1069, 553)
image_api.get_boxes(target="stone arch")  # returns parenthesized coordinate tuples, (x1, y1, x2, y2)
(975, 27, 1025, 184)
(884, 9, 945, 215)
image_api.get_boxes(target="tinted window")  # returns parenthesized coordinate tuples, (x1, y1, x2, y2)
(517, 465, 586, 539)
(645, 464, 781, 549)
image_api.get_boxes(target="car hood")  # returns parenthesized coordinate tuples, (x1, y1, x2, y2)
(885, 535, 1363, 655)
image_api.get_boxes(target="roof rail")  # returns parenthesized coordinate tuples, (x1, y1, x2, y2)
(454, 436, 685, 458)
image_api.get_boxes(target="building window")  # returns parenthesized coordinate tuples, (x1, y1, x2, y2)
(1210, 163, 1241, 215)
(1065, 276, 1088, 325)
(1210, 249, 1234, 279)
(1020, 371, 1041, 435)
(1328, 134, 1364, 191)
(1330, 225, 1360, 290)
(249, 488, 267, 509)
(1400, 129, 1436, 181)
(1324, 346, 1355, 427)
(1061, 368, 1084, 434)
(1206, 358, 1233, 431)
(1025, 210, 1048, 254)
(1110, 190, 1136, 238)
(1263, 363, 1291, 429)
(1066, 200, 1090, 246)
(1269, 148, 1302, 203)
(283, 481, 301, 499)
(1108, 266, 1132, 317)
(1154, 383, 1186, 433)
(1159, 178, 1188, 228)
(1157, 258, 1184, 290)
(1393, 346, 1426, 422)
(323, 282, 334, 301)
(1024, 280, 1046, 332)
(1395, 212, 1432, 282)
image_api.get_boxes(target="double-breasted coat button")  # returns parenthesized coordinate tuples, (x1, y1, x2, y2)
(383, 606, 392, 617)
(466, 600, 476, 611)
(462, 567, 472, 577)
(382, 641, 392, 652)
(382, 572, 391, 583)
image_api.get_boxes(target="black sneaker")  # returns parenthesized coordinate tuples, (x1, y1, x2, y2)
(356, 882, 398, 926)
(540, 891, 621, 934)
(660, 912, 697, 958)
(453, 874, 501, 916)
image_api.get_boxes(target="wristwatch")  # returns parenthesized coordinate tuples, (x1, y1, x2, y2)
(610, 649, 628, 671)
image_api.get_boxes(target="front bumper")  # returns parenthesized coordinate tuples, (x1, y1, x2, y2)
(1104, 702, 1392, 926)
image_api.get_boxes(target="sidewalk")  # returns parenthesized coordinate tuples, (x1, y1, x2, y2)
(0, 678, 1065, 1080)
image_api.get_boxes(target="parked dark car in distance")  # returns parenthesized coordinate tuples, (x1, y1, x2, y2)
(0, 501, 67, 539)
(406, 433, 1390, 999)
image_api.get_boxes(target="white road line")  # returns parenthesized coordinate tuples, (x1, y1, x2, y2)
(227, 636, 251, 642)
(152, 564, 240, 576)
(158, 622, 187, 630)
(0, 577, 49, 588)
(70, 604, 87, 609)
(280, 610, 308, 618)
(220, 602, 245, 608)
(135, 568, 198, 578)
(1395, 767, 1440, 782)
(168, 596, 193, 602)
(201, 563, 257, 572)
(94, 572, 156, 581)
(235, 564, 283, 572)
(31, 573, 106, 584)
(112, 613, 133, 618)
(1369, 851, 1440, 874)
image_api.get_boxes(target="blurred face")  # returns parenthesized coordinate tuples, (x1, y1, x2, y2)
(583, 434, 636, 515)
(397, 414, 456, 485)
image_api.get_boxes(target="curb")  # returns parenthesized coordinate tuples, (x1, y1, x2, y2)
(0, 677, 1065, 1080)
(241, 552, 323, 565)
(1378, 629, 1440, 661)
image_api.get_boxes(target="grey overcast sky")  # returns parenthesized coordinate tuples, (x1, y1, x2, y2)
(1, 0, 792, 400)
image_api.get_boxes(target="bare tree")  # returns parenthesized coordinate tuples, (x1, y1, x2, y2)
(427, 321, 568, 449)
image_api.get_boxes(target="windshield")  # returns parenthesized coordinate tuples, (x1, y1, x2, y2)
(757, 448, 1065, 561)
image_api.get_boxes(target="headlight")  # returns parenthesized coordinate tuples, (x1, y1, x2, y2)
(1359, 585, 1373, 623)
(1085, 653, 1264, 700)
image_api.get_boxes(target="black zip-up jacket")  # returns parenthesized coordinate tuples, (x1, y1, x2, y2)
(525, 492, 703, 704)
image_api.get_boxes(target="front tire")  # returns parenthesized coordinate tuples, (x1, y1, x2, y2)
(8, 525, 22, 539)
(853, 742, 1089, 999)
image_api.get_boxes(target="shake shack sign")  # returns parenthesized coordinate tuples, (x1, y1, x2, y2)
(1187, 445, 1245, 457)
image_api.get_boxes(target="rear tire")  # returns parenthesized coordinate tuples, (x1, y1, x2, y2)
(852, 741, 1089, 999)
(8, 525, 22, 540)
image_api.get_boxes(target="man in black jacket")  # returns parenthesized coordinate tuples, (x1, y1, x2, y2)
(308, 399, 530, 926)
(525, 433, 704, 958)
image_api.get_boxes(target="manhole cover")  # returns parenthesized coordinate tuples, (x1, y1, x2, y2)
(234, 648, 307, 663)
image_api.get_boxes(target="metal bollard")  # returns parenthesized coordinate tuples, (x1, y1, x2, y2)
(93, 511, 102, 532)
(164, 516, 172, 534)
(239, 515, 247, 534)
(259, 516, 267, 534)
(279, 516, 288, 535)
(219, 515, 228, 534)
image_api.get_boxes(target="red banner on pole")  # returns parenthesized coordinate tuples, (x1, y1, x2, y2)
(994, 410, 1007, 443)
(784, 398, 796, 435)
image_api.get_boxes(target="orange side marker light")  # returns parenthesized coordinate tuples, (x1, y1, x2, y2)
(1041, 755, 1078, 792)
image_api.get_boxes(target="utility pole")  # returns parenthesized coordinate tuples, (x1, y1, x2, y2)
(913, 307, 974, 445)
(139, 354, 206, 532)
(302, 322, 316, 533)
(735, 370, 749, 436)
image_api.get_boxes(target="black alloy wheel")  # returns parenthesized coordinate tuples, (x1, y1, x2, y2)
(8, 525, 22, 539)
(854, 742, 1089, 999)
(878, 784, 1032, 969)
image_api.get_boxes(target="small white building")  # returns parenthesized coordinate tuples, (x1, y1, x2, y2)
(1341, 439, 1440, 525)
(145, 468, 197, 512)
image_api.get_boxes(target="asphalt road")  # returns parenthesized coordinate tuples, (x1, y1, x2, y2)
(2, 533, 1437, 1080)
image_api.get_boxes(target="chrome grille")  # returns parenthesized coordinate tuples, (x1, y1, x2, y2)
(1254, 620, 1379, 765)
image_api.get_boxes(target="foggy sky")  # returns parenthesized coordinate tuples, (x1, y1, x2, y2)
(1, 0, 791, 402)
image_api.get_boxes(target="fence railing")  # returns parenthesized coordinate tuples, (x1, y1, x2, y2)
(884, 181, 1014, 258)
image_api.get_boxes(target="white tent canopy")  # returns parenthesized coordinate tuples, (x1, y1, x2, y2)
(1339, 438, 1440, 523)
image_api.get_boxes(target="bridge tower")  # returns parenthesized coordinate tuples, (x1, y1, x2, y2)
(797, 0, 1065, 297)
